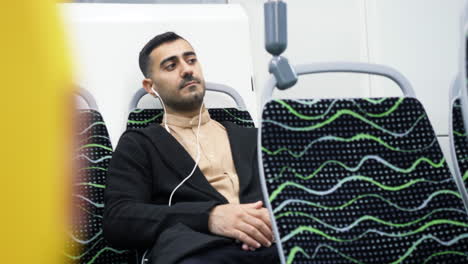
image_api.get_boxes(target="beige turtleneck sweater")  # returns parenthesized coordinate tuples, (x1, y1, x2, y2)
(163, 107, 240, 204)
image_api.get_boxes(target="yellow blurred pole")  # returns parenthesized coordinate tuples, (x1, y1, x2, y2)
(0, 0, 73, 263)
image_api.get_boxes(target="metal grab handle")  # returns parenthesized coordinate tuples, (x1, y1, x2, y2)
(128, 82, 247, 111)
(74, 87, 99, 111)
(261, 62, 416, 106)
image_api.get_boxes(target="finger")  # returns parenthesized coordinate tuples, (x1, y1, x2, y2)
(234, 230, 261, 249)
(247, 208, 275, 242)
(247, 208, 272, 231)
(241, 243, 256, 251)
(242, 244, 249, 251)
(246, 201, 263, 209)
(260, 208, 273, 230)
(244, 212, 272, 243)
(238, 221, 271, 247)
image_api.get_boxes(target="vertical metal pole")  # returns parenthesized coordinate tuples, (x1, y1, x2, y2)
(264, 0, 297, 90)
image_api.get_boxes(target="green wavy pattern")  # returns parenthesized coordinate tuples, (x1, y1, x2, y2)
(264, 108, 427, 136)
(76, 204, 102, 219)
(73, 194, 104, 208)
(287, 246, 309, 264)
(127, 112, 163, 124)
(281, 220, 468, 243)
(276, 98, 404, 119)
(263, 99, 467, 263)
(276, 208, 465, 231)
(269, 177, 443, 202)
(262, 134, 436, 158)
(222, 109, 254, 123)
(287, 245, 361, 264)
(84, 247, 128, 264)
(75, 182, 106, 189)
(286, 244, 468, 264)
(73, 112, 127, 264)
(78, 143, 112, 152)
(390, 234, 468, 264)
(273, 190, 461, 212)
(352, 98, 402, 118)
(65, 237, 127, 264)
(79, 166, 107, 172)
(267, 156, 445, 184)
(78, 121, 106, 135)
(422, 250, 468, 263)
(65, 238, 103, 260)
(131, 108, 145, 113)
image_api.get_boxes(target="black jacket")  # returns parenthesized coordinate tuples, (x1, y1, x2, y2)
(103, 122, 263, 264)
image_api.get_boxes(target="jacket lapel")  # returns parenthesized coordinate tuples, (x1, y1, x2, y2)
(222, 122, 257, 197)
(144, 124, 227, 202)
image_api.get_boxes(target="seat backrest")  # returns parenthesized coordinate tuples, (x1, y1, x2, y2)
(127, 108, 254, 129)
(65, 91, 136, 264)
(126, 83, 255, 129)
(259, 63, 468, 264)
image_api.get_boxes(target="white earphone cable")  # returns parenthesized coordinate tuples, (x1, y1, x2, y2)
(150, 86, 203, 206)
(144, 85, 203, 262)
(168, 103, 203, 206)
(151, 87, 170, 133)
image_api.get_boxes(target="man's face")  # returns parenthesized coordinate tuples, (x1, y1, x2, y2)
(148, 38, 205, 112)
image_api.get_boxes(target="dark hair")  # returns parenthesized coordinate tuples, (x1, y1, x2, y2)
(139, 32, 184, 78)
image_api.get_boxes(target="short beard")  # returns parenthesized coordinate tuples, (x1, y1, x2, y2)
(164, 85, 205, 112)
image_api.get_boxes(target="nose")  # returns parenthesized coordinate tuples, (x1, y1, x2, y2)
(180, 60, 193, 78)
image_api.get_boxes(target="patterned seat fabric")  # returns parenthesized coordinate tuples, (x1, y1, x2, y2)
(261, 98, 468, 263)
(65, 109, 134, 264)
(127, 108, 254, 129)
(452, 99, 468, 192)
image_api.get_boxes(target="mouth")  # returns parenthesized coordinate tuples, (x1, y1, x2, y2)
(183, 81, 198, 88)
(182, 81, 198, 89)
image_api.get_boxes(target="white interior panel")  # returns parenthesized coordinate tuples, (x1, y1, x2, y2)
(230, 0, 370, 112)
(366, 0, 465, 135)
(60, 3, 255, 146)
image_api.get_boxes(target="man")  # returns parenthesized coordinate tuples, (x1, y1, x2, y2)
(103, 32, 279, 264)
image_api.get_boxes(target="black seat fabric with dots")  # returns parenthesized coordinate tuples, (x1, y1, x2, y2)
(452, 99, 468, 193)
(261, 97, 468, 263)
(65, 109, 135, 264)
(126, 108, 254, 129)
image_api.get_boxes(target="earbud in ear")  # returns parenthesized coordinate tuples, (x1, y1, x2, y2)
(150, 86, 170, 134)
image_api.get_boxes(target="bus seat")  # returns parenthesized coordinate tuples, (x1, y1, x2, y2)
(258, 62, 468, 264)
(65, 88, 137, 264)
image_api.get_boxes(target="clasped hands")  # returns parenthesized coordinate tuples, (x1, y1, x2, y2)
(208, 201, 274, 251)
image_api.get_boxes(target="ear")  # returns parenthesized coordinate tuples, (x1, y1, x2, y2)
(142, 78, 157, 97)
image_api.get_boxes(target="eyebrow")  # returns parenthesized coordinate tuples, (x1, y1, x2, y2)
(159, 51, 197, 68)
